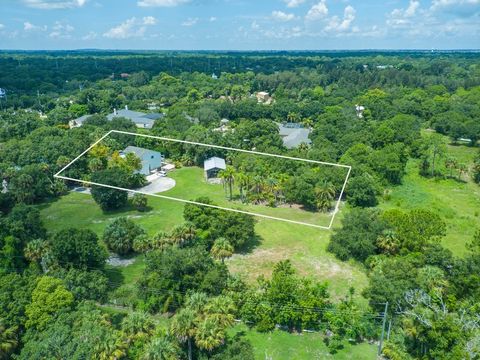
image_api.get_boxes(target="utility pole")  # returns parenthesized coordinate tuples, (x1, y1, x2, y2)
(378, 302, 389, 356)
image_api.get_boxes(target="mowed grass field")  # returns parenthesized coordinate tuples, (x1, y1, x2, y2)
(40, 165, 372, 358)
(230, 324, 378, 360)
(379, 144, 480, 257)
(40, 166, 367, 299)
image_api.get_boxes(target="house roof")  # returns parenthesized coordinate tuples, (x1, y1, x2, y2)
(277, 123, 312, 149)
(123, 146, 162, 161)
(204, 157, 226, 171)
(107, 109, 164, 128)
(71, 114, 92, 125)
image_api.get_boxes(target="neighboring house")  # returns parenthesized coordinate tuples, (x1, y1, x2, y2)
(107, 106, 164, 129)
(213, 118, 232, 133)
(277, 122, 312, 149)
(69, 114, 92, 128)
(122, 146, 163, 176)
(256, 91, 272, 104)
(204, 157, 226, 179)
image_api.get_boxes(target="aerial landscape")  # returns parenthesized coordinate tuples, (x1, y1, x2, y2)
(0, 1, 479, 359)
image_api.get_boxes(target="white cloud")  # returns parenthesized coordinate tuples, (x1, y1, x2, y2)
(137, 0, 189, 7)
(284, 0, 305, 8)
(82, 31, 97, 40)
(22, 0, 87, 9)
(23, 21, 47, 31)
(305, 0, 328, 21)
(49, 21, 74, 38)
(142, 16, 157, 25)
(0, 24, 4, 30)
(181, 17, 198, 26)
(405, 0, 420, 16)
(271, 10, 296, 22)
(387, 1, 421, 28)
(431, 0, 480, 10)
(324, 5, 356, 32)
(209, 16, 217, 22)
(103, 17, 156, 39)
(263, 26, 304, 39)
(251, 21, 260, 30)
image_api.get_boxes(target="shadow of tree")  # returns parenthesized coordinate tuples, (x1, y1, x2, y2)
(236, 234, 263, 255)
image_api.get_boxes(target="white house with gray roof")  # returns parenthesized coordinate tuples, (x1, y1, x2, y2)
(277, 123, 312, 149)
(122, 146, 163, 176)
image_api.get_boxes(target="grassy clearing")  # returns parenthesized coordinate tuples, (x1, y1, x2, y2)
(39, 167, 367, 299)
(166, 167, 333, 228)
(230, 323, 378, 360)
(379, 146, 480, 257)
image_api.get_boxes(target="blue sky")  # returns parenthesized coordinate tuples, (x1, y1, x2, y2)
(0, 0, 479, 50)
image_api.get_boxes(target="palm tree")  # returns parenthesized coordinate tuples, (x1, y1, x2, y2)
(141, 337, 180, 360)
(194, 316, 225, 352)
(265, 177, 280, 204)
(184, 292, 209, 314)
(376, 230, 400, 255)
(24, 239, 46, 269)
(445, 157, 458, 178)
(235, 172, 251, 202)
(314, 181, 336, 212)
(251, 175, 264, 196)
(286, 112, 300, 123)
(457, 163, 468, 181)
(170, 308, 197, 360)
(133, 234, 152, 253)
(152, 231, 171, 251)
(121, 311, 155, 344)
(94, 331, 127, 360)
(203, 296, 236, 328)
(0, 322, 17, 360)
(302, 117, 314, 129)
(210, 238, 234, 263)
(218, 166, 236, 200)
(168, 223, 197, 247)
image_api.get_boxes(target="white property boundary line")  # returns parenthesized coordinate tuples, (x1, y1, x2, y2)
(54, 130, 352, 230)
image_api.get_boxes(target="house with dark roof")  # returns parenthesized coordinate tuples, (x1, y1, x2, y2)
(122, 146, 163, 176)
(107, 106, 164, 129)
(204, 157, 226, 179)
(277, 123, 312, 149)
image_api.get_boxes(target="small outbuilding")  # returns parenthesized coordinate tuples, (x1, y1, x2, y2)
(122, 146, 163, 176)
(204, 157, 226, 180)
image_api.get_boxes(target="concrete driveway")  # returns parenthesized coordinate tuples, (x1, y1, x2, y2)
(139, 174, 176, 194)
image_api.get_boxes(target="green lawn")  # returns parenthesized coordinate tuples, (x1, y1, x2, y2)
(230, 324, 378, 360)
(166, 167, 333, 228)
(40, 167, 367, 299)
(379, 148, 480, 257)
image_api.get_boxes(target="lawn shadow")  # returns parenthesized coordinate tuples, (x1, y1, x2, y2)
(35, 193, 67, 211)
(136, 205, 154, 213)
(236, 234, 263, 255)
(104, 266, 125, 291)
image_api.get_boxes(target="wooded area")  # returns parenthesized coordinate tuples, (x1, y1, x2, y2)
(0, 50, 479, 359)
